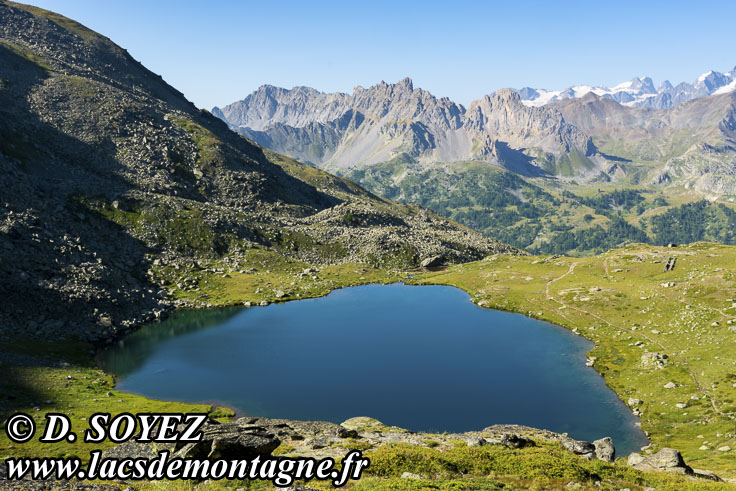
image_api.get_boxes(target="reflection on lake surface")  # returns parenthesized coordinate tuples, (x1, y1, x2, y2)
(98, 283, 648, 455)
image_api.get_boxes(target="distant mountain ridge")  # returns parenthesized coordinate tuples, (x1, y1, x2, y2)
(214, 72, 736, 192)
(519, 66, 736, 109)
(211, 70, 736, 256)
(215, 78, 606, 180)
(549, 90, 736, 196)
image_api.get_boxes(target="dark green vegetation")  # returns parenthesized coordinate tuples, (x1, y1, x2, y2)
(347, 159, 736, 256)
(650, 201, 736, 246)
(360, 443, 719, 490)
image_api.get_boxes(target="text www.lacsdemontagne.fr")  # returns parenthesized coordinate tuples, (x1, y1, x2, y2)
(3, 412, 369, 486)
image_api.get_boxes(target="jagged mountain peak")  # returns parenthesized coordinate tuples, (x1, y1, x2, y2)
(395, 76, 414, 91)
(354, 77, 419, 100)
(621, 76, 656, 94)
(254, 84, 309, 95)
(353, 77, 414, 95)
(695, 70, 731, 91)
(218, 79, 599, 178)
(489, 87, 522, 101)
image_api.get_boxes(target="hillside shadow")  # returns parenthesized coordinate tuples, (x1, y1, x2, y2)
(96, 307, 243, 378)
(0, 45, 167, 331)
(599, 152, 632, 163)
(495, 142, 551, 177)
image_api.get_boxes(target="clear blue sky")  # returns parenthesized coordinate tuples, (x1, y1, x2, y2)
(20, 0, 736, 109)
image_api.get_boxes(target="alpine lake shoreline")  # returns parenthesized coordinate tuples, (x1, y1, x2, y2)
(1, 1, 735, 488)
(3, 243, 736, 489)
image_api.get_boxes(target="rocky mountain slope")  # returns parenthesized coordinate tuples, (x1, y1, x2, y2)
(551, 91, 736, 195)
(215, 76, 736, 194)
(520, 66, 736, 109)
(0, 1, 518, 341)
(216, 79, 607, 180)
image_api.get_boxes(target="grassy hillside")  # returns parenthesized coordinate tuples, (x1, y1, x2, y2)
(414, 242, 736, 477)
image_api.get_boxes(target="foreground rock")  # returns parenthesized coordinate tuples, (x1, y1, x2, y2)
(101, 417, 619, 465)
(221, 417, 617, 464)
(32, 416, 721, 486)
(101, 417, 718, 482)
(101, 420, 280, 461)
(593, 437, 616, 463)
(420, 255, 444, 268)
(627, 448, 721, 481)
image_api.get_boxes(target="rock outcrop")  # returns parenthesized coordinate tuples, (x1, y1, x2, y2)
(101, 420, 280, 461)
(627, 448, 693, 474)
(101, 417, 621, 466)
(626, 447, 721, 480)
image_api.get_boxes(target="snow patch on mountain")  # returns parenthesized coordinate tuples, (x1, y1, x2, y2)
(519, 66, 736, 109)
(714, 79, 736, 95)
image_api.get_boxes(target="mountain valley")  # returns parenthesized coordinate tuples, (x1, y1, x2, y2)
(215, 75, 736, 255)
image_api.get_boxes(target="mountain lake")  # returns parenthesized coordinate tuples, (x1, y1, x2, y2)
(97, 283, 648, 455)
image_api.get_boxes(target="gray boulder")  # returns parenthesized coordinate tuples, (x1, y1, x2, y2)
(693, 468, 723, 481)
(102, 421, 280, 462)
(176, 423, 280, 459)
(466, 436, 486, 447)
(499, 433, 535, 448)
(593, 437, 615, 463)
(627, 448, 693, 475)
(562, 438, 596, 458)
(420, 256, 444, 268)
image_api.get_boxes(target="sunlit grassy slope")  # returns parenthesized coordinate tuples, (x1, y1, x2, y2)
(413, 242, 736, 477)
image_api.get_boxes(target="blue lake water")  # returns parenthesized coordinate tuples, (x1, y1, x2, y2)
(97, 283, 647, 455)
